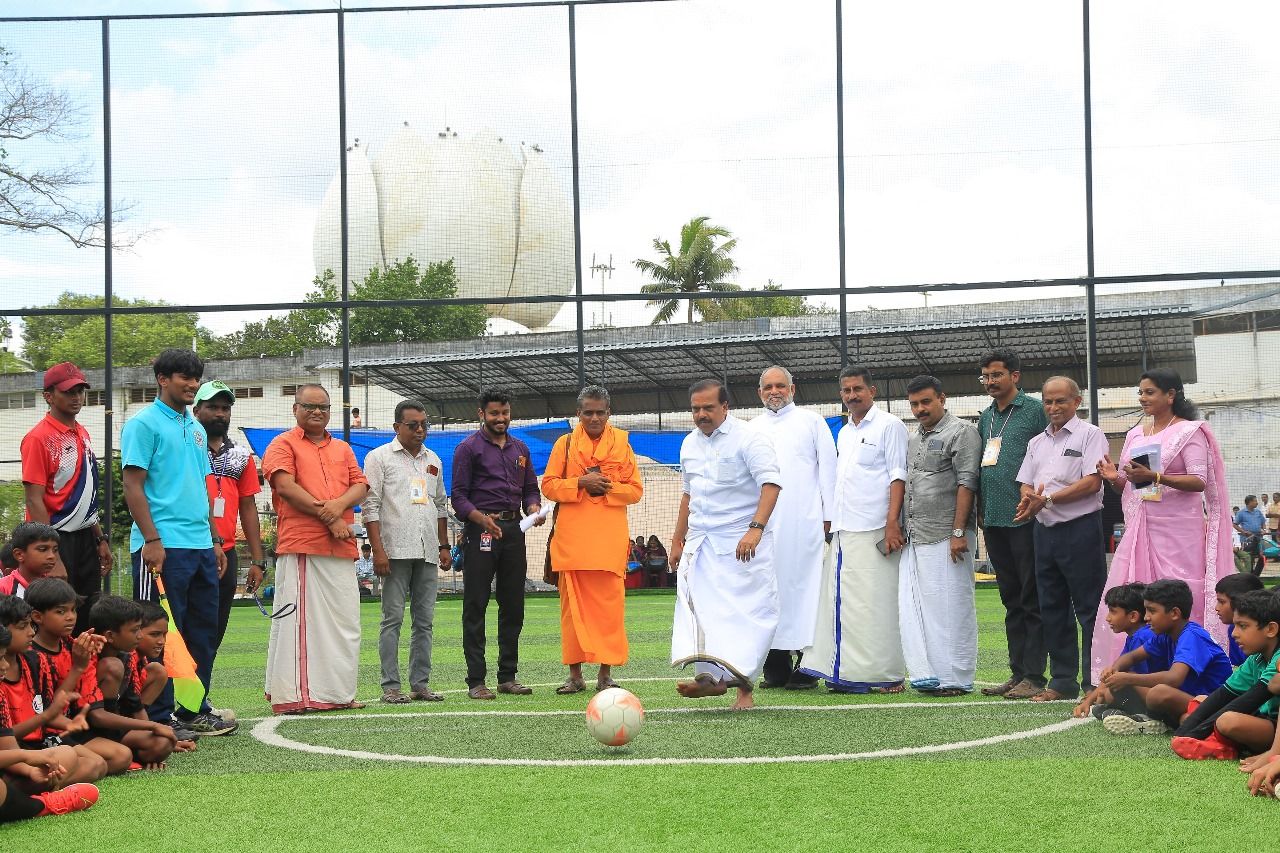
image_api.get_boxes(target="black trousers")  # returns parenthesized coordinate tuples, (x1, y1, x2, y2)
(59, 526, 102, 636)
(983, 524, 1046, 686)
(462, 519, 526, 687)
(1033, 511, 1108, 695)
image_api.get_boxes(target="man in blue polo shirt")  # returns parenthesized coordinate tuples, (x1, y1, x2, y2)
(1233, 494, 1267, 576)
(121, 348, 236, 736)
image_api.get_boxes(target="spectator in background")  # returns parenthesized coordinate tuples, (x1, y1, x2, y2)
(261, 383, 369, 714)
(20, 361, 111, 633)
(351, 407, 363, 428)
(355, 542, 374, 580)
(1268, 492, 1280, 537)
(1234, 495, 1266, 576)
(630, 536, 646, 566)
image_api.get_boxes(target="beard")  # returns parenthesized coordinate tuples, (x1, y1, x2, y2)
(203, 419, 229, 438)
(764, 396, 791, 413)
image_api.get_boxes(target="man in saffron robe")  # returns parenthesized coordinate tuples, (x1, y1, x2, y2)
(542, 385, 644, 693)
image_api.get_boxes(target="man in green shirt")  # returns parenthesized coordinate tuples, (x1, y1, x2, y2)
(977, 349, 1049, 700)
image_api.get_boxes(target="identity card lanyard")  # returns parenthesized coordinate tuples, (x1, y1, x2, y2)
(210, 443, 229, 519)
(982, 402, 1016, 467)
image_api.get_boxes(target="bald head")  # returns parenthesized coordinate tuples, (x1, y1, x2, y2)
(1041, 376, 1083, 429)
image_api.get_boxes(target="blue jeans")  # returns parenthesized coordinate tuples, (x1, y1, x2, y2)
(133, 547, 219, 720)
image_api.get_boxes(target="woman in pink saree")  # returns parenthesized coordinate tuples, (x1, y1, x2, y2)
(1090, 369, 1232, 683)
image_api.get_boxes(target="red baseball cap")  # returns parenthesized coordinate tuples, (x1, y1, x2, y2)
(42, 362, 90, 392)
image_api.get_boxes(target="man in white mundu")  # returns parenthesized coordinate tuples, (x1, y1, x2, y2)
(671, 379, 783, 711)
(802, 366, 909, 693)
(749, 365, 835, 689)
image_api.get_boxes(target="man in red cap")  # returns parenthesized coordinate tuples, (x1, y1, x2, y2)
(19, 361, 112, 634)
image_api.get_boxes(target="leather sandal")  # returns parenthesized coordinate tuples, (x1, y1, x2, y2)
(556, 678, 586, 695)
(1029, 688, 1075, 703)
(596, 678, 620, 691)
(410, 688, 445, 702)
(468, 685, 496, 700)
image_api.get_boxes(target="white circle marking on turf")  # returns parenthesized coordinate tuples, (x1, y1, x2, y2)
(250, 701, 1090, 766)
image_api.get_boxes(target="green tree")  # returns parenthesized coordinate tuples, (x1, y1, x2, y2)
(0, 316, 29, 373)
(200, 274, 339, 360)
(635, 216, 740, 324)
(348, 258, 486, 344)
(20, 292, 203, 370)
(714, 282, 818, 321)
(0, 481, 25, 542)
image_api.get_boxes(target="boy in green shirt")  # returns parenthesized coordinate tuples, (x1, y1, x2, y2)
(1170, 589, 1280, 760)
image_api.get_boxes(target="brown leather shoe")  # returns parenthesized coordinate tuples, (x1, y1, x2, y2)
(467, 685, 496, 700)
(980, 677, 1017, 696)
(1004, 679, 1044, 700)
(497, 681, 533, 695)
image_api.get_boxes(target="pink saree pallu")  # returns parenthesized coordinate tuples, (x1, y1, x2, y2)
(1089, 420, 1232, 684)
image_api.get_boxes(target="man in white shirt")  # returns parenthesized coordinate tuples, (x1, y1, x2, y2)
(749, 365, 836, 689)
(803, 366, 910, 693)
(671, 379, 783, 711)
(363, 400, 451, 704)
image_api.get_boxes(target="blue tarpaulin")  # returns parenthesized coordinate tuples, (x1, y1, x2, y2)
(241, 415, 845, 494)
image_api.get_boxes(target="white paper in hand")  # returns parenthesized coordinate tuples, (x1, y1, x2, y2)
(519, 504, 554, 533)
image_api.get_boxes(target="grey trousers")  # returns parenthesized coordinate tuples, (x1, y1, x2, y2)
(379, 558, 439, 692)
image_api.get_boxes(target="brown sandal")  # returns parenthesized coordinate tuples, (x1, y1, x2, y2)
(556, 678, 586, 695)
(1029, 688, 1073, 703)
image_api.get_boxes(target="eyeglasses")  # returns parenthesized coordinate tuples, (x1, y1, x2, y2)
(398, 420, 428, 431)
(297, 403, 331, 412)
(978, 371, 1009, 385)
(250, 589, 297, 620)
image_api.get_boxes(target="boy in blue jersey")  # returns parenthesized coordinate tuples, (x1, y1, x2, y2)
(1099, 579, 1233, 734)
(1215, 572, 1265, 666)
(1169, 589, 1280, 760)
(1074, 583, 1169, 718)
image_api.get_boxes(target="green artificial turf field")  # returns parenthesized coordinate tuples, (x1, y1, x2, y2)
(5, 587, 1277, 850)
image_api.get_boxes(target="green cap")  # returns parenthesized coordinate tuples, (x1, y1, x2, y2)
(194, 380, 235, 405)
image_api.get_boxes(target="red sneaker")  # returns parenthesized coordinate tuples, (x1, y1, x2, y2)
(34, 783, 100, 816)
(1171, 732, 1239, 761)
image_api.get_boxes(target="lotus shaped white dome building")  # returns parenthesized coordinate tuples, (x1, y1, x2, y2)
(313, 124, 574, 330)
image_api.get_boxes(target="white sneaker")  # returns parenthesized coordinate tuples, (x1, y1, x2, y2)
(1101, 712, 1168, 736)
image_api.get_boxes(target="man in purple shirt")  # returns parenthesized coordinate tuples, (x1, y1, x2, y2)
(450, 388, 545, 699)
(1013, 376, 1110, 702)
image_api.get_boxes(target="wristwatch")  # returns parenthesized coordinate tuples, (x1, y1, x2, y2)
(951, 528, 965, 539)
(1044, 492, 1055, 507)
(748, 521, 766, 531)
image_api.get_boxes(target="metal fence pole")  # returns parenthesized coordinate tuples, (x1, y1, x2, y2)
(338, 9, 352, 438)
(1082, 0, 1099, 424)
(101, 18, 115, 592)
(835, 0, 849, 365)
(569, 5, 586, 389)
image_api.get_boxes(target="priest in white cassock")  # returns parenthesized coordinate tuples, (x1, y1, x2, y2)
(801, 366, 909, 693)
(749, 366, 836, 689)
(671, 378, 783, 711)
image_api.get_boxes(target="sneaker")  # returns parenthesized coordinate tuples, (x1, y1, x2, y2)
(211, 706, 237, 723)
(178, 712, 239, 736)
(1101, 711, 1169, 736)
(1171, 732, 1238, 761)
(171, 724, 200, 742)
(35, 783, 99, 816)
(1090, 704, 1110, 721)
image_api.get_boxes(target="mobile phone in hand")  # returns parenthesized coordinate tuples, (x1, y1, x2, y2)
(876, 538, 889, 556)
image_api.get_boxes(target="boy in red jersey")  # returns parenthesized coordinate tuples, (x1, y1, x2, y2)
(0, 595, 104, 784)
(88, 595, 178, 767)
(134, 601, 196, 751)
(0, 524, 60, 600)
(26, 578, 131, 775)
(0, 622, 99, 823)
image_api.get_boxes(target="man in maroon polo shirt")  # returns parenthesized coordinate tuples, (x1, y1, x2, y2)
(20, 362, 112, 634)
(450, 388, 545, 700)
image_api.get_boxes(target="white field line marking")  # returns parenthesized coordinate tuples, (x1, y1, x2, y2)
(250, 703, 1088, 767)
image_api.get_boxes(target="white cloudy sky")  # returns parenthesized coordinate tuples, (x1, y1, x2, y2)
(2, 0, 1280, 341)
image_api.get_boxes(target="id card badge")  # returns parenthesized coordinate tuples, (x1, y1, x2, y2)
(212, 495, 226, 518)
(981, 436, 1002, 467)
(1140, 483, 1163, 502)
(409, 476, 428, 505)
(479, 533, 494, 553)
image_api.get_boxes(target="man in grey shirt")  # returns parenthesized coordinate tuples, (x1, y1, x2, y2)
(898, 375, 983, 697)
(363, 400, 451, 703)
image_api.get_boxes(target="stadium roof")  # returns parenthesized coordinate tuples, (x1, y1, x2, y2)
(313, 289, 1208, 421)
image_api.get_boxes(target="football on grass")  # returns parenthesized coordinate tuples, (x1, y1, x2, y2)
(585, 687, 645, 746)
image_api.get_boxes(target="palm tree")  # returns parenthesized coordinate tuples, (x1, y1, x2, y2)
(634, 216, 740, 324)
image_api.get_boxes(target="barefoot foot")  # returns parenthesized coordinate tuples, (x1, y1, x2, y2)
(731, 688, 755, 711)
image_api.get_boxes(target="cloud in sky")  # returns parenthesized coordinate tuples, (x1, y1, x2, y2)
(2, 0, 1279, 341)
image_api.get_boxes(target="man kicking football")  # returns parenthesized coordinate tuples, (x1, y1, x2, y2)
(670, 379, 782, 710)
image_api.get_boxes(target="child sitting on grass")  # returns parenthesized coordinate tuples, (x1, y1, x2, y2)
(134, 602, 197, 749)
(1169, 589, 1280, 760)
(87, 595, 179, 768)
(1097, 578, 1232, 735)
(0, 624, 99, 823)
(0, 523, 60, 600)
(0, 595, 106, 784)
(1216, 572, 1265, 665)
(1074, 583, 1170, 719)
(25, 578, 132, 775)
